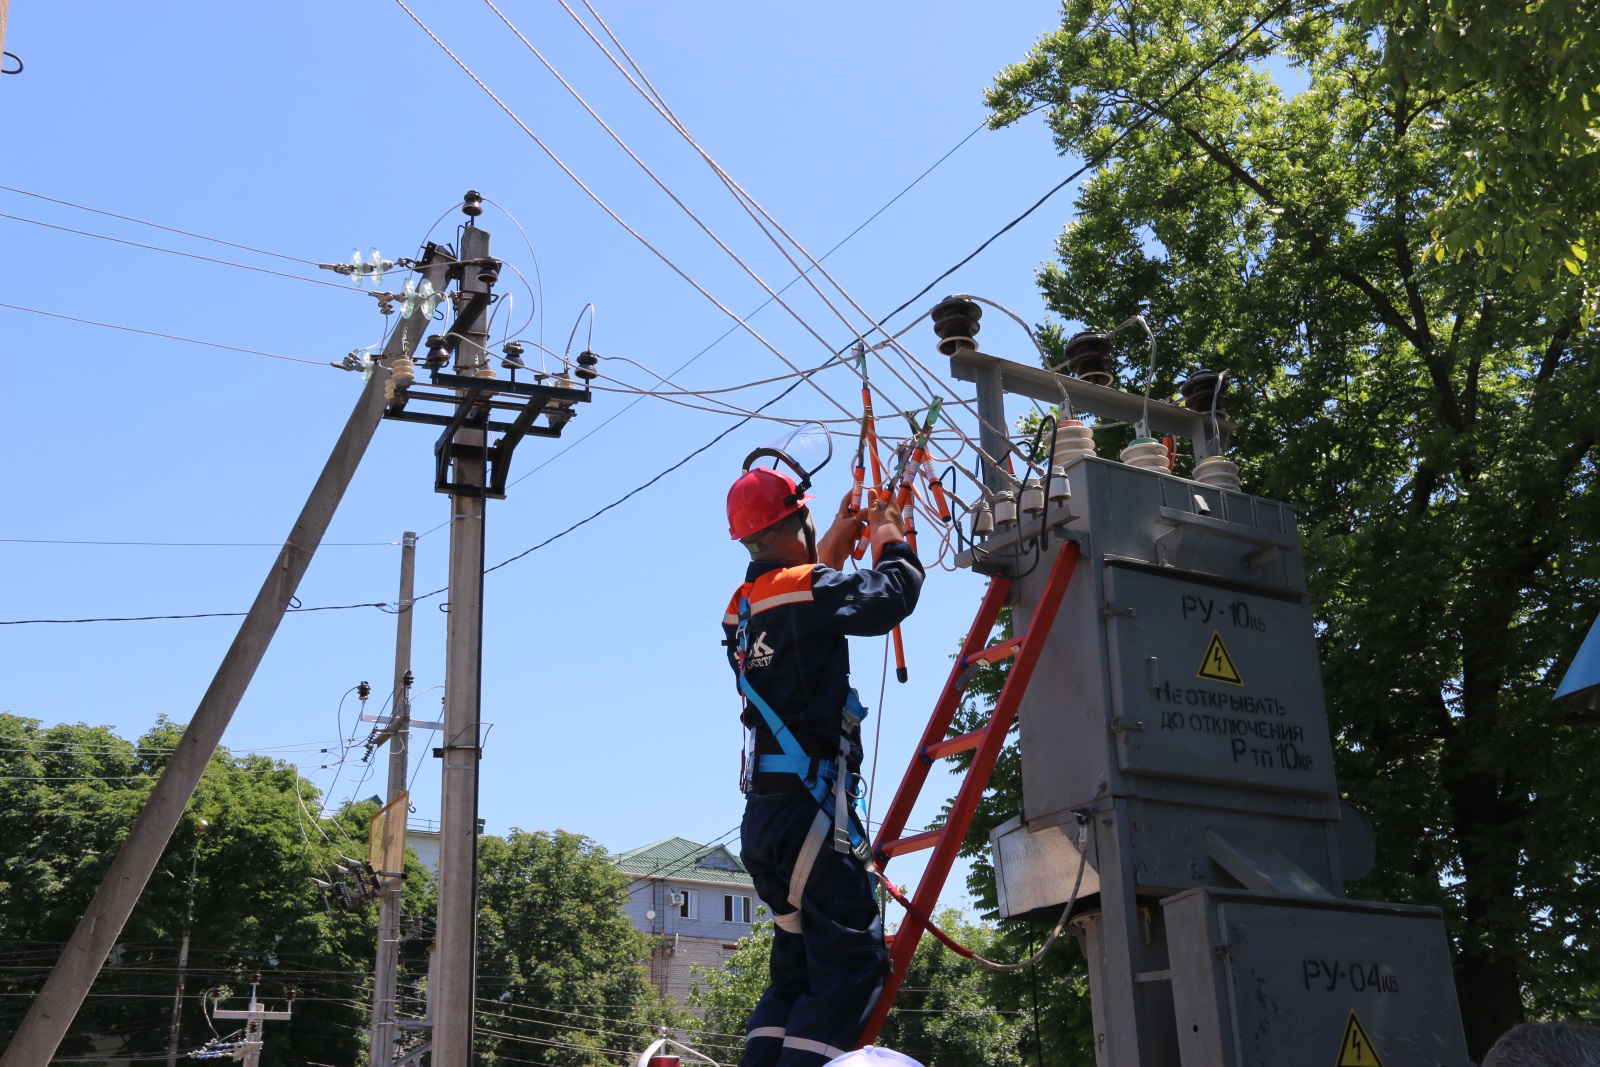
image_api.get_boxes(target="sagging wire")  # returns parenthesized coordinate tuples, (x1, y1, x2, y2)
(1108, 313, 1159, 437)
(481, 195, 545, 351)
(872, 809, 1089, 973)
(562, 302, 595, 373)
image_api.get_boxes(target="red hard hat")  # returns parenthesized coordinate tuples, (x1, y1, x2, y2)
(727, 466, 813, 540)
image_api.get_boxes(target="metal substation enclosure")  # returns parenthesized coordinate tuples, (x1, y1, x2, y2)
(946, 330, 1472, 1067)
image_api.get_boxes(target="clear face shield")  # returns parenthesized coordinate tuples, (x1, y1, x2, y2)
(741, 422, 833, 563)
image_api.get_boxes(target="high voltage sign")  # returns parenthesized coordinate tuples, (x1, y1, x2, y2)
(1335, 1010, 1384, 1067)
(1196, 630, 1244, 685)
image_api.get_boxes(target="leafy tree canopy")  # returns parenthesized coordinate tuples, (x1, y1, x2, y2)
(475, 828, 684, 1065)
(0, 713, 410, 1066)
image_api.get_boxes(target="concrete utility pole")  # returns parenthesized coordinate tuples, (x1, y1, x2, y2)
(0, 356, 408, 1067)
(379, 191, 592, 1067)
(371, 532, 417, 1067)
(433, 220, 491, 1067)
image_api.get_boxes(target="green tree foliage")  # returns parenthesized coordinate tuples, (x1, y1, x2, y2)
(970, 0, 1599, 1055)
(688, 908, 1033, 1066)
(0, 713, 420, 1065)
(474, 828, 681, 1065)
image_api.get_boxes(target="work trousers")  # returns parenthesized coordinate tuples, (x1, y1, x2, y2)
(739, 788, 888, 1067)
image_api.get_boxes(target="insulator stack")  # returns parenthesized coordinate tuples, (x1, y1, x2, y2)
(1051, 418, 1097, 467)
(1064, 332, 1114, 385)
(575, 350, 599, 382)
(545, 373, 583, 431)
(1180, 369, 1227, 416)
(385, 358, 415, 401)
(930, 296, 983, 356)
(1193, 455, 1242, 491)
(423, 335, 450, 369)
(1120, 437, 1172, 472)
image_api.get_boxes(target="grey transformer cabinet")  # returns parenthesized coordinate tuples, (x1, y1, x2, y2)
(953, 347, 1471, 1067)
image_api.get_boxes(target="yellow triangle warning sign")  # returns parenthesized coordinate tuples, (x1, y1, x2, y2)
(1335, 1009, 1384, 1067)
(1196, 630, 1244, 685)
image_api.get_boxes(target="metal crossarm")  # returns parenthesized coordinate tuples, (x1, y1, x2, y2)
(858, 541, 1081, 1047)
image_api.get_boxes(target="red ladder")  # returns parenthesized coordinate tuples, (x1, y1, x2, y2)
(857, 541, 1081, 1047)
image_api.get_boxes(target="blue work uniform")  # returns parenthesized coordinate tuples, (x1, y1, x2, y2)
(722, 541, 924, 1067)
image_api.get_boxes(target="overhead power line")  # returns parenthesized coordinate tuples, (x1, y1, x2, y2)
(0, 212, 354, 290)
(0, 302, 332, 368)
(0, 184, 321, 266)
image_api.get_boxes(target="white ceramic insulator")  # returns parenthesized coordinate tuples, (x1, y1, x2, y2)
(1048, 466, 1072, 503)
(1051, 421, 1097, 468)
(972, 504, 995, 539)
(993, 492, 1018, 529)
(1120, 438, 1173, 472)
(1193, 455, 1242, 491)
(1020, 478, 1045, 516)
(384, 358, 415, 401)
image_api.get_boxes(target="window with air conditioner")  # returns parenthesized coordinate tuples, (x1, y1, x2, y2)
(678, 889, 698, 919)
(724, 894, 752, 923)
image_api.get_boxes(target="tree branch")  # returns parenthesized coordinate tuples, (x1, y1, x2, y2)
(1168, 118, 1431, 354)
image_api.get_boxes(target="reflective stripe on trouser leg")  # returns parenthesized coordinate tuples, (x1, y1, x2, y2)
(782, 1036, 849, 1060)
(774, 833, 887, 1065)
(738, 922, 805, 1067)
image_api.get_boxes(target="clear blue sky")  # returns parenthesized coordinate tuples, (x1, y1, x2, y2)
(0, 1, 1087, 915)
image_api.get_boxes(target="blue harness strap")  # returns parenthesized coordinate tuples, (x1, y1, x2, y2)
(736, 594, 868, 851)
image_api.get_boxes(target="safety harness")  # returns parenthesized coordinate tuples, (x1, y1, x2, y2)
(735, 592, 871, 929)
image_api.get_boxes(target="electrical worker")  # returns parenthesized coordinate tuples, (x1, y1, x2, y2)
(723, 465, 924, 1067)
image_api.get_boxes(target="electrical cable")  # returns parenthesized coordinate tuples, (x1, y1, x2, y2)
(0, 302, 332, 368)
(0, 212, 356, 290)
(497, 118, 986, 498)
(0, 184, 322, 265)
(0, 538, 399, 547)
(392, 0, 858, 427)
(537, 0, 1012, 486)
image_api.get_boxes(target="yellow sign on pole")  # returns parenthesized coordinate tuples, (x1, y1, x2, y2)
(1197, 630, 1244, 685)
(368, 790, 409, 877)
(1335, 1009, 1384, 1067)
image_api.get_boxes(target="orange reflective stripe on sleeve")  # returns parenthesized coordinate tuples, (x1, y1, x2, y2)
(746, 564, 815, 617)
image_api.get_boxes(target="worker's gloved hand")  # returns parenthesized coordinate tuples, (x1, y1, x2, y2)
(868, 498, 906, 558)
(817, 489, 867, 570)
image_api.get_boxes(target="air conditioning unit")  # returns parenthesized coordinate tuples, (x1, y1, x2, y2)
(668, 892, 685, 908)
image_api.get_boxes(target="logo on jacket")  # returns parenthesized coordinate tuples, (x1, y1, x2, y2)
(748, 632, 775, 668)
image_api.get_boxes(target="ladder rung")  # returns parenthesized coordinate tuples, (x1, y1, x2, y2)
(922, 727, 988, 762)
(962, 633, 1026, 669)
(877, 828, 942, 860)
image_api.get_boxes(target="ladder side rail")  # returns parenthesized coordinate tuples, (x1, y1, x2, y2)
(859, 542, 1082, 1047)
(872, 576, 1011, 861)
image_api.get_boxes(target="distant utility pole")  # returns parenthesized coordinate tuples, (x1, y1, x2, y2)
(207, 976, 292, 1067)
(167, 818, 210, 1067)
(370, 531, 417, 1067)
(380, 190, 592, 1067)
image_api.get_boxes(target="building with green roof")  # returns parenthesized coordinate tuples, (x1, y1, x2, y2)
(613, 836, 757, 1002)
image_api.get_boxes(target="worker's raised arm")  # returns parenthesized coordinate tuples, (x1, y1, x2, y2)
(810, 499, 923, 635)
